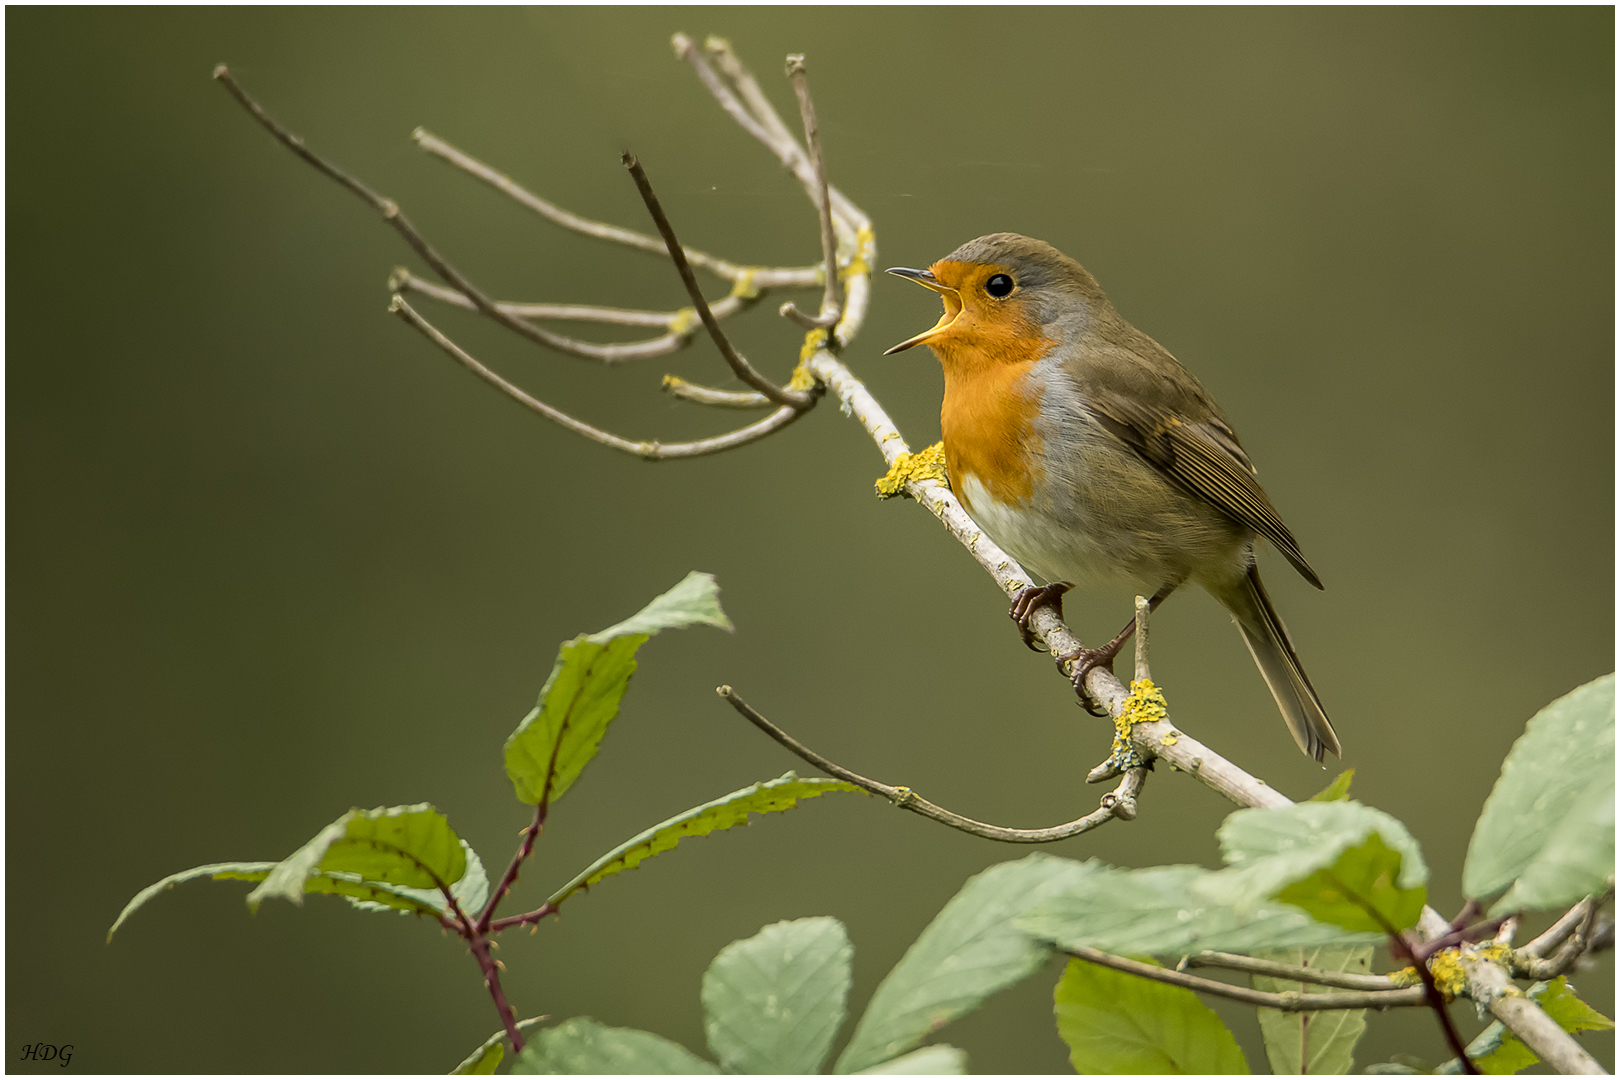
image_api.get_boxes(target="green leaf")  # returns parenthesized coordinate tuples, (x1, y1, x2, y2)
(107, 861, 277, 942)
(1251, 946, 1374, 1074)
(1272, 833, 1428, 934)
(1018, 862, 1379, 958)
(855, 1046, 967, 1074)
(455, 1043, 502, 1075)
(1053, 956, 1250, 1074)
(511, 1018, 717, 1074)
(348, 839, 488, 919)
(246, 803, 467, 912)
(1463, 1021, 1540, 1075)
(1464, 674, 1615, 913)
(834, 853, 1083, 1074)
(546, 774, 861, 909)
(505, 572, 731, 808)
(701, 917, 852, 1074)
(1213, 801, 1428, 932)
(1311, 768, 1356, 802)
(450, 1016, 551, 1075)
(1533, 975, 1615, 1034)
(588, 570, 733, 643)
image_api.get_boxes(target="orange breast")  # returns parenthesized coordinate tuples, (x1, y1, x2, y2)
(929, 281, 1053, 510)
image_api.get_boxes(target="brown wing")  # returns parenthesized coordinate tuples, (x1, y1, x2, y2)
(1086, 379, 1324, 591)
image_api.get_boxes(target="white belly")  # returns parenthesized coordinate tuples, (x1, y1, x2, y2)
(958, 472, 1138, 589)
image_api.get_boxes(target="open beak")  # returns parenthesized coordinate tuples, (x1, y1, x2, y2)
(883, 267, 962, 354)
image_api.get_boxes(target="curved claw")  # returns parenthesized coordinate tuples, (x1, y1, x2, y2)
(1009, 583, 1072, 651)
(1059, 643, 1124, 716)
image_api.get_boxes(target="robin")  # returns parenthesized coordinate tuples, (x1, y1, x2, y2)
(884, 233, 1340, 762)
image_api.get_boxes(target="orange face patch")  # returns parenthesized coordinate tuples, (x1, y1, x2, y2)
(921, 261, 1054, 507)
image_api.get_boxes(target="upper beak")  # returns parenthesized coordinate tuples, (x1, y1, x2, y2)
(883, 266, 961, 354)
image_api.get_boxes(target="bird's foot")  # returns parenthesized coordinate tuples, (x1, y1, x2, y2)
(1057, 613, 1143, 714)
(1057, 642, 1124, 716)
(1009, 582, 1072, 652)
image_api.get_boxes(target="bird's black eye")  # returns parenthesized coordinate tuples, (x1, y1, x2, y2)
(985, 273, 1014, 298)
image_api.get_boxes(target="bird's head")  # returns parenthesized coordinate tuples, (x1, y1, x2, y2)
(883, 233, 1103, 367)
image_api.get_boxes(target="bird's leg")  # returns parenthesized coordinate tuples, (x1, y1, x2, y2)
(1009, 582, 1073, 651)
(1058, 587, 1173, 713)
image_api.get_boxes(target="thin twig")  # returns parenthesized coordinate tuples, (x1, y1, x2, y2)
(671, 34, 870, 234)
(389, 296, 803, 459)
(1066, 949, 1426, 1012)
(489, 901, 560, 936)
(393, 266, 755, 329)
(777, 56, 841, 331)
(1520, 897, 1596, 959)
(621, 154, 813, 409)
(719, 686, 1144, 842)
(704, 37, 800, 151)
(1133, 594, 1152, 683)
(479, 804, 546, 934)
(413, 128, 794, 285)
(1184, 951, 1401, 991)
(213, 66, 680, 366)
(661, 376, 773, 409)
(1516, 896, 1607, 980)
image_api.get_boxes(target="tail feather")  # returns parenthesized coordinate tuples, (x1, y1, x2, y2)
(1222, 565, 1340, 762)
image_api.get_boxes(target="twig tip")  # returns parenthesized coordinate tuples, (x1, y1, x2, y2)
(212, 63, 229, 80)
(785, 54, 806, 76)
(671, 32, 694, 57)
(621, 151, 638, 170)
(716, 684, 733, 697)
(388, 294, 405, 313)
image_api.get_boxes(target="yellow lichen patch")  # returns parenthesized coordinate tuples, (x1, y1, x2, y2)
(1427, 949, 1466, 999)
(800, 327, 829, 364)
(787, 362, 818, 393)
(1388, 966, 1421, 988)
(667, 307, 700, 337)
(1476, 942, 1512, 966)
(842, 224, 876, 281)
(1161, 731, 1180, 747)
(729, 268, 760, 301)
(1106, 678, 1168, 768)
(875, 442, 950, 499)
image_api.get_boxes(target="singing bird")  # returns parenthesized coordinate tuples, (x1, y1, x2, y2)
(885, 233, 1339, 761)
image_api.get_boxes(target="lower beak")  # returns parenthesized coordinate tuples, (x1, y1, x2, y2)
(884, 267, 962, 355)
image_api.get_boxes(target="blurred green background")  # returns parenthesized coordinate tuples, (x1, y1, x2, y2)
(8, 7, 1612, 1074)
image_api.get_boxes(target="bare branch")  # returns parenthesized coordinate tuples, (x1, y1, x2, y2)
(1520, 896, 1598, 959)
(777, 55, 841, 331)
(391, 267, 705, 327)
(1067, 949, 1426, 1012)
(622, 154, 813, 408)
(215, 66, 702, 366)
(389, 296, 803, 459)
(1184, 951, 1401, 991)
(1515, 894, 1609, 980)
(412, 128, 820, 289)
(1133, 594, 1152, 682)
(671, 34, 870, 234)
(661, 376, 773, 409)
(704, 37, 800, 149)
(718, 686, 1144, 843)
